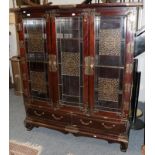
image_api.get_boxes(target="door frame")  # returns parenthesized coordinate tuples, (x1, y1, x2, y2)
(18, 11, 53, 105)
(51, 10, 90, 114)
(88, 8, 136, 119)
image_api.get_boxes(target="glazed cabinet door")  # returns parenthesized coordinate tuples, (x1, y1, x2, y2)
(94, 15, 125, 112)
(89, 9, 136, 118)
(52, 11, 89, 113)
(18, 12, 53, 105)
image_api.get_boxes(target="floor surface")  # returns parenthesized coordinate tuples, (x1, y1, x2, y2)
(9, 89, 144, 155)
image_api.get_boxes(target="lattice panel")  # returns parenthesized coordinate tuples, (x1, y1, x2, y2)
(62, 52, 80, 76)
(26, 22, 45, 53)
(30, 71, 47, 93)
(99, 28, 121, 56)
(98, 78, 119, 102)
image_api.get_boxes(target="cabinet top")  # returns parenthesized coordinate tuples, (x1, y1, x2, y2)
(10, 2, 143, 13)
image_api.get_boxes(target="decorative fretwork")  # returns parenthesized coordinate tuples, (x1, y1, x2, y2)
(99, 28, 121, 56)
(26, 20, 45, 53)
(98, 78, 119, 102)
(62, 52, 80, 76)
(27, 34, 44, 53)
(30, 71, 47, 93)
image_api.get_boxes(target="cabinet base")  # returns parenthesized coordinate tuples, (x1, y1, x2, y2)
(24, 117, 129, 152)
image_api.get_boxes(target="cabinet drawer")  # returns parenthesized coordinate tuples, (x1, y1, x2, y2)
(27, 108, 71, 125)
(72, 115, 126, 134)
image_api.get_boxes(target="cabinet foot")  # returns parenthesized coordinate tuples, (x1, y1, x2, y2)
(24, 122, 34, 131)
(108, 140, 113, 144)
(73, 133, 80, 137)
(62, 131, 68, 134)
(120, 143, 128, 152)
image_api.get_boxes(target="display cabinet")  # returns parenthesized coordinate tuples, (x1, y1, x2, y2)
(13, 3, 143, 151)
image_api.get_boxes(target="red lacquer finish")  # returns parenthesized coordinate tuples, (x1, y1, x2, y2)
(14, 4, 142, 152)
(45, 13, 54, 105)
(122, 10, 135, 118)
(50, 15, 59, 107)
(83, 14, 89, 110)
(17, 13, 30, 97)
(88, 14, 95, 113)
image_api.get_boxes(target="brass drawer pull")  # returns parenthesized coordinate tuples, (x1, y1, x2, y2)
(34, 110, 44, 116)
(101, 123, 116, 129)
(52, 114, 63, 120)
(80, 119, 92, 126)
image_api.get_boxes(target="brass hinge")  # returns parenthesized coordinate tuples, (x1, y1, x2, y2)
(126, 64, 133, 74)
(85, 56, 94, 75)
(125, 84, 131, 93)
(19, 40, 25, 48)
(16, 23, 22, 31)
(82, 102, 90, 116)
(127, 42, 134, 54)
(49, 54, 57, 72)
(43, 34, 47, 39)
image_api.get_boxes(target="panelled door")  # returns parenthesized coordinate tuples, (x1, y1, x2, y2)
(21, 12, 53, 104)
(52, 11, 89, 113)
(89, 8, 135, 117)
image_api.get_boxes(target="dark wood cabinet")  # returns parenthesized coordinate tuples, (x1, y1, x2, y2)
(14, 3, 143, 152)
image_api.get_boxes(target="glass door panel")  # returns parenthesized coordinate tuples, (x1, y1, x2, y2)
(23, 19, 49, 101)
(94, 16, 125, 112)
(56, 17, 83, 107)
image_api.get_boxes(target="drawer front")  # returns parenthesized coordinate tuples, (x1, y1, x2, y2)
(26, 108, 71, 125)
(72, 115, 126, 134)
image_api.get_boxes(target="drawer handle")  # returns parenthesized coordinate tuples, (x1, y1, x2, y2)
(52, 114, 63, 120)
(80, 119, 92, 126)
(101, 123, 116, 129)
(34, 110, 44, 116)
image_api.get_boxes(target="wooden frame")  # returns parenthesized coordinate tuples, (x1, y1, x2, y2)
(14, 3, 142, 152)
(16, 0, 40, 6)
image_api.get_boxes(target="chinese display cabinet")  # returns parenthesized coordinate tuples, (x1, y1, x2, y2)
(14, 2, 143, 151)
